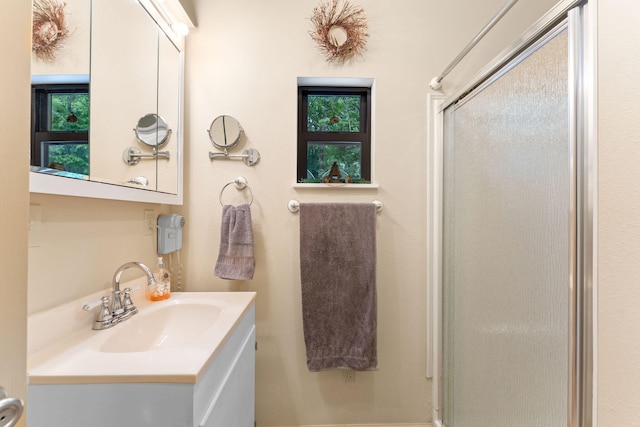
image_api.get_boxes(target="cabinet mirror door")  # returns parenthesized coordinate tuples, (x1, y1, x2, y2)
(30, 0, 183, 201)
(90, 0, 160, 189)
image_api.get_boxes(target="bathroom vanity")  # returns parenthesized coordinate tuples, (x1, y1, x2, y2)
(27, 291, 256, 427)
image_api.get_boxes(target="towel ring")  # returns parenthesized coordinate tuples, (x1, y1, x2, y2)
(219, 176, 254, 206)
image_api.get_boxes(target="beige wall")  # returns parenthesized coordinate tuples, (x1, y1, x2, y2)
(180, 0, 555, 425)
(28, 194, 169, 314)
(1, 0, 30, 425)
(597, 0, 640, 425)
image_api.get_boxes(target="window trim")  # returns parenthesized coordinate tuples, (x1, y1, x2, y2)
(297, 85, 372, 183)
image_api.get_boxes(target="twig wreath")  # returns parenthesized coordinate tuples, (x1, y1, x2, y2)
(309, 0, 369, 64)
(32, 0, 70, 61)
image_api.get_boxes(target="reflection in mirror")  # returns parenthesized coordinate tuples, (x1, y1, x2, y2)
(30, 0, 91, 180)
(127, 176, 149, 187)
(30, 0, 185, 198)
(30, 82, 90, 179)
(134, 114, 172, 148)
(208, 115, 243, 150)
(122, 146, 170, 166)
(328, 25, 349, 47)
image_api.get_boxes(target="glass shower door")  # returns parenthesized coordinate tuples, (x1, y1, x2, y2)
(442, 26, 570, 427)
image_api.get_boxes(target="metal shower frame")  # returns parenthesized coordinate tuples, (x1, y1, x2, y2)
(427, 1, 596, 426)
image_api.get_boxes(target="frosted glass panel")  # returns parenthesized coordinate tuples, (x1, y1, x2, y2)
(442, 29, 569, 427)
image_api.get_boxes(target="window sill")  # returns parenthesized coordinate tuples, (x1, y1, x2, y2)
(293, 183, 379, 189)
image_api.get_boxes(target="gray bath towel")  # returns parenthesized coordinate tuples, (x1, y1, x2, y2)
(299, 203, 377, 371)
(214, 204, 255, 280)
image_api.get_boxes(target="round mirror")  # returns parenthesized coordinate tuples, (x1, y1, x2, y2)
(208, 115, 243, 150)
(134, 113, 171, 148)
(328, 25, 348, 47)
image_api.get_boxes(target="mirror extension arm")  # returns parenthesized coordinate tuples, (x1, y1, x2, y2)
(123, 147, 170, 166)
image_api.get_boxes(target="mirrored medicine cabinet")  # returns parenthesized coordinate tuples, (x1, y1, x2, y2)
(29, 0, 189, 204)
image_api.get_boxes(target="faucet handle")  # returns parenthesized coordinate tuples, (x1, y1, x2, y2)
(122, 285, 141, 317)
(82, 298, 103, 312)
(83, 296, 114, 330)
(123, 284, 142, 293)
(83, 295, 111, 311)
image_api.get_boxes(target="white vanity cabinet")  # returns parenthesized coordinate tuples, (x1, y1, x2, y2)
(27, 294, 256, 427)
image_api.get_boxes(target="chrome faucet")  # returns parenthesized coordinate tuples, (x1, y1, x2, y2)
(83, 261, 157, 330)
(111, 261, 156, 318)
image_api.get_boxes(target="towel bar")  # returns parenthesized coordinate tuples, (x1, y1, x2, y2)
(287, 199, 383, 214)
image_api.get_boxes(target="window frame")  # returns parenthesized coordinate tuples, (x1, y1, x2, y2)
(297, 86, 372, 183)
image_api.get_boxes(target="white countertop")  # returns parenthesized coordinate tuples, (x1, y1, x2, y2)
(27, 289, 256, 385)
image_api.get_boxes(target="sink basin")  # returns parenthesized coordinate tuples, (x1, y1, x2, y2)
(27, 291, 256, 385)
(98, 302, 221, 353)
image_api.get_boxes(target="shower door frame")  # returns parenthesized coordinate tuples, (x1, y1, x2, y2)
(427, 1, 597, 426)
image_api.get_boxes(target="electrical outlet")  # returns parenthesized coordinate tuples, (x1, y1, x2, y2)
(144, 209, 155, 235)
(343, 370, 357, 383)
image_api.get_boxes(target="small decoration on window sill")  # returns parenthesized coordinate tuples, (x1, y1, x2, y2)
(323, 162, 343, 183)
(32, 0, 71, 62)
(309, 0, 369, 64)
(299, 162, 371, 184)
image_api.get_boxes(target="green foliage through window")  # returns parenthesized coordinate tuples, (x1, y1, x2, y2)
(307, 95, 361, 132)
(306, 142, 362, 181)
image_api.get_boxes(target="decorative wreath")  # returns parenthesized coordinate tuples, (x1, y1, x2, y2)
(32, 0, 70, 61)
(309, 0, 369, 64)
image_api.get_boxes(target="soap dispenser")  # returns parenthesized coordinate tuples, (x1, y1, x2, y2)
(148, 256, 171, 301)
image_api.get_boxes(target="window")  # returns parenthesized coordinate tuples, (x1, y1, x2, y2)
(297, 86, 371, 183)
(31, 84, 90, 175)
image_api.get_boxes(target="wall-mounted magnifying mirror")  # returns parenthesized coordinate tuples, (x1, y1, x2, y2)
(134, 113, 172, 148)
(208, 115, 243, 150)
